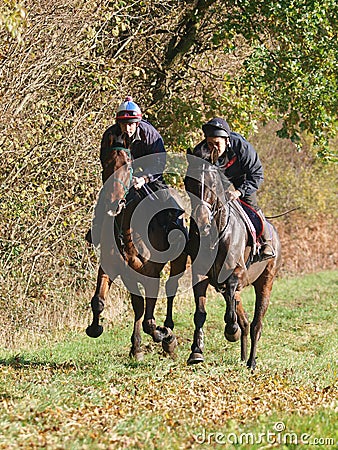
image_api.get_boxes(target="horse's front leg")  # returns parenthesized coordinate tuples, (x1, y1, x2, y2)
(142, 277, 165, 340)
(223, 272, 242, 342)
(162, 288, 176, 355)
(187, 276, 209, 365)
(164, 253, 187, 329)
(86, 266, 112, 338)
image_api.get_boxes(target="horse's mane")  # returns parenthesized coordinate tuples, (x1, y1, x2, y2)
(191, 142, 211, 161)
(102, 146, 131, 183)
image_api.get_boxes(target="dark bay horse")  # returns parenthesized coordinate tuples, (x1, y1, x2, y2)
(184, 148, 282, 369)
(86, 147, 187, 360)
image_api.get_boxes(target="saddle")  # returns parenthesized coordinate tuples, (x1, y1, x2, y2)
(232, 200, 264, 256)
(129, 183, 188, 244)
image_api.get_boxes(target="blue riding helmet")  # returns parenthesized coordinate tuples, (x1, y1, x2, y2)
(116, 96, 142, 123)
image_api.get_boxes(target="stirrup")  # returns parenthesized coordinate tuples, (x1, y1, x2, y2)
(259, 243, 276, 261)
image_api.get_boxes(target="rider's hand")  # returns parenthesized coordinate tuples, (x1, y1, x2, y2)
(228, 189, 242, 201)
(133, 176, 147, 190)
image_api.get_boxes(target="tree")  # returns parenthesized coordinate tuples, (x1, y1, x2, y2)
(81, 0, 336, 157)
(0, 0, 26, 42)
(148, 0, 338, 157)
(0, 0, 336, 325)
(218, 0, 338, 159)
(2, 0, 337, 154)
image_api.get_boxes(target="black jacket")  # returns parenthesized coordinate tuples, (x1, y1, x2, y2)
(194, 132, 264, 198)
(100, 119, 166, 183)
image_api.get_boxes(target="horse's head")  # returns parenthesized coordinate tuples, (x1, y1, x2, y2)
(102, 146, 132, 216)
(184, 146, 231, 236)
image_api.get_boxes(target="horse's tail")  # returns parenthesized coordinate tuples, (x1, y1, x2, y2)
(266, 206, 301, 219)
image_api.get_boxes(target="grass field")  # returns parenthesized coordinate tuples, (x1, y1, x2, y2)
(0, 270, 337, 449)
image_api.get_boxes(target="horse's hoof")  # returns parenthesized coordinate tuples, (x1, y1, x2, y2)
(130, 351, 144, 361)
(152, 330, 164, 342)
(187, 352, 204, 365)
(224, 326, 241, 342)
(162, 335, 177, 354)
(247, 357, 257, 370)
(86, 324, 103, 338)
(142, 320, 157, 337)
(153, 326, 170, 343)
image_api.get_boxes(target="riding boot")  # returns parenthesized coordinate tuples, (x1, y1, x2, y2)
(257, 210, 275, 261)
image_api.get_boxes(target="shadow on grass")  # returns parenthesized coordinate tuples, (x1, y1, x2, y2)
(0, 354, 78, 370)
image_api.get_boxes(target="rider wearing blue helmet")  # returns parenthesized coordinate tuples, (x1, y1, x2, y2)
(86, 96, 187, 245)
(100, 96, 166, 190)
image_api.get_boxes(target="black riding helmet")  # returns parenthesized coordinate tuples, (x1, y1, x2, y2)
(202, 117, 231, 138)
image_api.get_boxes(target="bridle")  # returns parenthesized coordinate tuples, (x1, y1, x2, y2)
(102, 146, 134, 220)
(104, 146, 133, 199)
(188, 163, 230, 248)
(191, 163, 224, 222)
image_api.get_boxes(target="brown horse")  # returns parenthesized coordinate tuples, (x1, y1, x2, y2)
(86, 147, 187, 360)
(184, 148, 282, 369)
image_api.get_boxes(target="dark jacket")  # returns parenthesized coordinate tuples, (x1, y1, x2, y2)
(194, 131, 264, 198)
(100, 119, 166, 183)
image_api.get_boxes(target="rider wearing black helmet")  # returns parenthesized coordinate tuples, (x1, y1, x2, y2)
(195, 117, 275, 260)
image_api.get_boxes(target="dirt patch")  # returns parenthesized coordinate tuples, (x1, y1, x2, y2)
(274, 214, 337, 276)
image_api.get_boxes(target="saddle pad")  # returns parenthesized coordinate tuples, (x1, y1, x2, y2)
(240, 200, 264, 239)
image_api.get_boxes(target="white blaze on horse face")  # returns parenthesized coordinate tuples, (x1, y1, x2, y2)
(193, 163, 215, 236)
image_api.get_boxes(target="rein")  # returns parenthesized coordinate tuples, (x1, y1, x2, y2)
(112, 173, 132, 198)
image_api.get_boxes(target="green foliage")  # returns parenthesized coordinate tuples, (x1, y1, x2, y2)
(0, 0, 26, 42)
(0, 0, 337, 346)
(213, 0, 338, 158)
